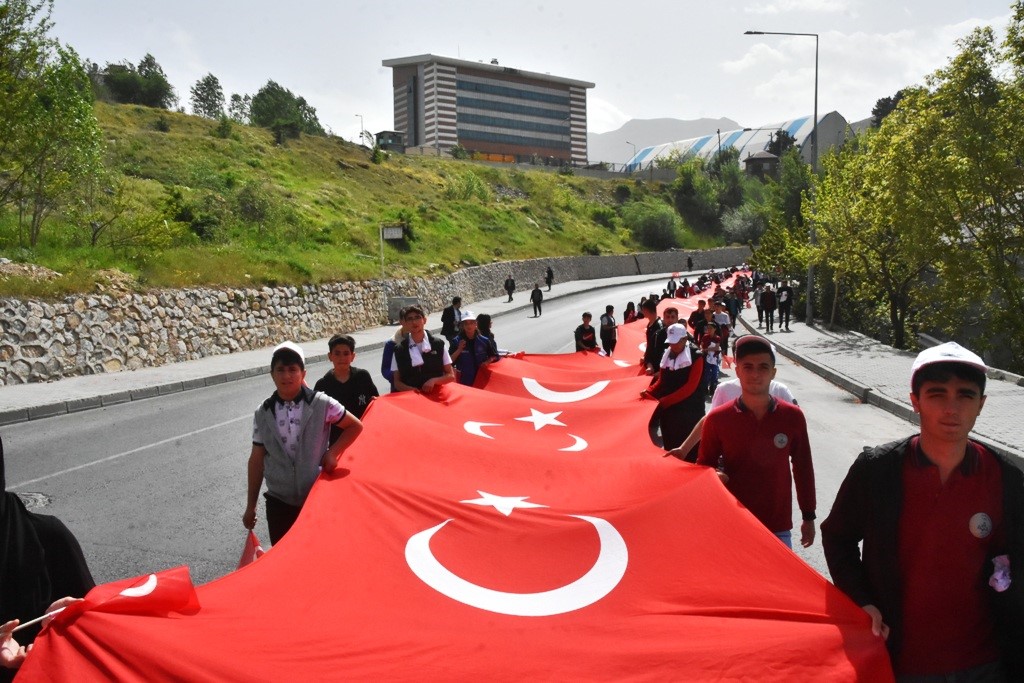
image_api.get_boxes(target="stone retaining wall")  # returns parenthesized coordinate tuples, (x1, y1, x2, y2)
(0, 247, 749, 385)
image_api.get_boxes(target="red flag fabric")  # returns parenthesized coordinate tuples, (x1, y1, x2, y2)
(46, 566, 199, 624)
(18, 344, 892, 681)
(236, 530, 265, 569)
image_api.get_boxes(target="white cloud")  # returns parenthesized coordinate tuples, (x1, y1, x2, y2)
(744, 0, 848, 15)
(586, 96, 632, 134)
(722, 44, 787, 74)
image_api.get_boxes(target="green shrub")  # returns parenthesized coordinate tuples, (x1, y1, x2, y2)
(622, 200, 680, 250)
(213, 115, 233, 139)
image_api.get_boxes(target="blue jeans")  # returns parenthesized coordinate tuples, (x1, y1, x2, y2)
(774, 530, 792, 549)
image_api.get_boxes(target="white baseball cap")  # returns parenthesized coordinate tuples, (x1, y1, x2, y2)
(911, 342, 986, 384)
(272, 341, 305, 368)
(460, 312, 477, 324)
(665, 323, 688, 345)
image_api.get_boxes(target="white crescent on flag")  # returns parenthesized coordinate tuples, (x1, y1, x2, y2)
(119, 574, 158, 598)
(521, 378, 610, 403)
(405, 510, 627, 617)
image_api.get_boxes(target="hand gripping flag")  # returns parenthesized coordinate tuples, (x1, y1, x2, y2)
(237, 530, 265, 570)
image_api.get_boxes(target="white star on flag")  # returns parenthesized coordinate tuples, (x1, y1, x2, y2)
(460, 491, 549, 517)
(514, 408, 565, 430)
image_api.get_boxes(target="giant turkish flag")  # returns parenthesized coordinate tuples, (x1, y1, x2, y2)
(18, 341, 892, 681)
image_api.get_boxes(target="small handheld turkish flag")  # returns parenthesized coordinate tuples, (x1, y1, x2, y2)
(56, 566, 200, 622)
(237, 529, 265, 569)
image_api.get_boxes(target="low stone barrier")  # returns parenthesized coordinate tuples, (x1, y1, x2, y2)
(0, 247, 749, 385)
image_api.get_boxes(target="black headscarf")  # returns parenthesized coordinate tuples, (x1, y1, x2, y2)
(0, 436, 94, 646)
(0, 435, 51, 643)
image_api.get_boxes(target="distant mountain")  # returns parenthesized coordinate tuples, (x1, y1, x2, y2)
(587, 117, 742, 165)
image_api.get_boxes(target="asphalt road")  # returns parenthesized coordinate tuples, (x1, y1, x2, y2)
(3, 279, 914, 585)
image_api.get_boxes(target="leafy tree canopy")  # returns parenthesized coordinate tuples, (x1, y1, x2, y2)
(190, 72, 225, 119)
(98, 53, 177, 109)
(249, 80, 325, 139)
(870, 89, 907, 128)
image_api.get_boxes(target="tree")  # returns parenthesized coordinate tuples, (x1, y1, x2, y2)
(0, 0, 55, 208)
(766, 130, 797, 157)
(870, 89, 906, 128)
(0, 2, 102, 246)
(19, 45, 103, 246)
(808, 126, 938, 348)
(228, 93, 251, 124)
(752, 149, 814, 294)
(670, 157, 719, 234)
(721, 204, 768, 245)
(249, 80, 325, 139)
(136, 53, 176, 108)
(904, 24, 1024, 365)
(99, 53, 176, 108)
(190, 73, 225, 119)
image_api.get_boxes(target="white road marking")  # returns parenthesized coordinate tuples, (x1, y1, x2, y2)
(9, 415, 249, 489)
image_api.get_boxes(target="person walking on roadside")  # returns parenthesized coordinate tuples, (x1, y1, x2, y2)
(599, 305, 617, 356)
(544, 266, 554, 291)
(777, 280, 794, 331)
(753, 283, 765, 329)
(761, 284, 778, 333)
(821, 342, 1024, 681)
(503, 274, 515, 302)
(530, 283, 544, 317)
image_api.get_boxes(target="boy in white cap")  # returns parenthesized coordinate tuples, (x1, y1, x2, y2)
(243, 341, 364, 544)
(450, 312, 498, 386)
(822, 342, 1024, 680)
(640, 323, 706, 451)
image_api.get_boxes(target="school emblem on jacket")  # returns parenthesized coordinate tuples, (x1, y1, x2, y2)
(970, 512, 993, 539)
(773, 433, 789, 449)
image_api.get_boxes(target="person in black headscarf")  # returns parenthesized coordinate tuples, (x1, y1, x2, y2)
(0, 435, 94, 660)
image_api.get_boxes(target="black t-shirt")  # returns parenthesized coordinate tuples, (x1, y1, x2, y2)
(313, 367, 378, 444)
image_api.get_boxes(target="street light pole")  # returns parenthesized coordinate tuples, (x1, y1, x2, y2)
(744, 29, 819, 325)
(355, 113, 366, 147)
(625, 141, 637, 171)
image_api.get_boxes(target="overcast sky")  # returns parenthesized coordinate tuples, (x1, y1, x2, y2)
(51, 0, 1014, 140)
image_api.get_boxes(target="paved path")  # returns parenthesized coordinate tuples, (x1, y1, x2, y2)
(735, 314, 1024, 462)
(4, 274, 1022, 464)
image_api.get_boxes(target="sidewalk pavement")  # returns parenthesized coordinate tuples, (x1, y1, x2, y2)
(3, 275, 1022, 466)
(736, 314, 1024, 463)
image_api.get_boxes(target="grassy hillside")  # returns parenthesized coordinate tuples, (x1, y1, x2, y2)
(0, 103, 714, 297)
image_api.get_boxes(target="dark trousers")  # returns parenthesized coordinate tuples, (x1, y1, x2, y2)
(532, 301, 542, 316)
(764, 308, 776, 331)
(265, 493, 302, 545)
(779, 303, 792, 329)
(756, 305, 764, 324)
(601, 336, 617, 356)
(506, 290, 513, 302)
